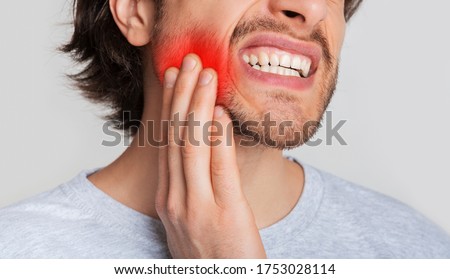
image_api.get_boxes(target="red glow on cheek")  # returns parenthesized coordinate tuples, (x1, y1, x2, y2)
(153, 30, 232, 98)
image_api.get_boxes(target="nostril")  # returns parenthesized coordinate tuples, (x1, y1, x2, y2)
(282, 10, 301, 18)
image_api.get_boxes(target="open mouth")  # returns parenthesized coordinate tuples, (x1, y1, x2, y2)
(237, 33, 322, 84)
(242, 49, 312, 78)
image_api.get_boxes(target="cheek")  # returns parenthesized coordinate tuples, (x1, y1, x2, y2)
(153, 30, 234, 99)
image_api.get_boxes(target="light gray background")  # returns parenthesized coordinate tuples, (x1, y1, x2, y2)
(1, 1, 449, 233)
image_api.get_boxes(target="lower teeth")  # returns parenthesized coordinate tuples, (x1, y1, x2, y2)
(249, 63, 305, 78)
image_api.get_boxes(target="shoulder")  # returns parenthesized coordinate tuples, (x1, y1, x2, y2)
(306, 164, 450, 258)
(0, 171, 95, 258)
(0, 185, 77, 228)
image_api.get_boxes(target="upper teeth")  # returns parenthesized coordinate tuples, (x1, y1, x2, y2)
(243, 51, 311, 78)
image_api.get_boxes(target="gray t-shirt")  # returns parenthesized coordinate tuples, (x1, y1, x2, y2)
(1, 158, 449, 258)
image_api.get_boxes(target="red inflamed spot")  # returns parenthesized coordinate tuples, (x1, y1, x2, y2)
(153, 30, 232, 98)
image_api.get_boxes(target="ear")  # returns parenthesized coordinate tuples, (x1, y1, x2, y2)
(110, 0, 156, 46)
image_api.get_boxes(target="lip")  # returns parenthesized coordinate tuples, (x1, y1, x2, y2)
(237, 33, 322, 91)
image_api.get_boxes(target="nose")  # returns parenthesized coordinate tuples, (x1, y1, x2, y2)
(269, 0, 328, 32)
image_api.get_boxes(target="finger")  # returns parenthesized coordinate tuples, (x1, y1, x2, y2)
(210, 106, 243, 207)
(183, 69, 217, 203)
(168, 54, 203, 204)
(156, 68, 178, 218)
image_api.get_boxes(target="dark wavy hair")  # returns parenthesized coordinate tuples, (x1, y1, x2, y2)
(61, 0, 363, 136)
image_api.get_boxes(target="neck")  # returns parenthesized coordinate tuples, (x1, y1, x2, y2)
(88, 76, 304, 229)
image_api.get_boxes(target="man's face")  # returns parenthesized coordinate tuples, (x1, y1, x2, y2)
(151, 0, 346, 149)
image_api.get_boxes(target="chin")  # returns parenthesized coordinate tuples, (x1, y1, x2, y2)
(220, 87, 324, 150)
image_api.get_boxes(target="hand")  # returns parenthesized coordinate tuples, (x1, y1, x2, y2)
(155, 54, 267, 259)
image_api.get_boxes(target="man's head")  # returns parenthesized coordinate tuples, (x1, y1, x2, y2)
(63, 0, 363, 149)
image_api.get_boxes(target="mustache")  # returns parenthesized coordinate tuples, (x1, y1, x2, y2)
(230, 17, 333, 69)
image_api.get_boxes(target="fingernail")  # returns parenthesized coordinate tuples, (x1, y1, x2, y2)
(198, 71, 213, 86)
(214, 106, 224, 118)
(164, 70, 178, 88)
(181, 55, 197, 72)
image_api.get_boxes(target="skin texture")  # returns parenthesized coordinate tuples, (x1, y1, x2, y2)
(89, 0, 347, 258)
